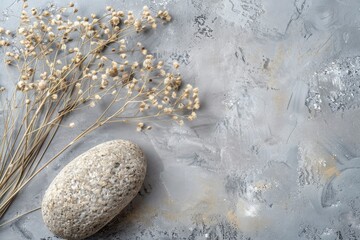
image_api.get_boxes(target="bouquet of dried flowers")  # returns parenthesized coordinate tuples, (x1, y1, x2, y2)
(0, 0, 200, 224)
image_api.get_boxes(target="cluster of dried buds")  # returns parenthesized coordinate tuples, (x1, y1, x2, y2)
(0, 0, 200, 130)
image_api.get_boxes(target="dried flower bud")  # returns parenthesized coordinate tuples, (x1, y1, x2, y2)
(110, 16, 120, 26)
(109, 67, 118, 77)
(136, 122, 144, 131)
(38, 80, 47, 90)
(18, 27, 25, 34)
(173, 61, 179, 69)
(187, 111, 197, 121)
(51, 94, 58, 100)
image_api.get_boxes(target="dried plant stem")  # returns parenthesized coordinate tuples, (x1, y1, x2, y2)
(0, 207, 41, 228)
(0, 2, 199, 224)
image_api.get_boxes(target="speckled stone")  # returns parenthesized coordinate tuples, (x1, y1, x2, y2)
(41, 140, 146, 240)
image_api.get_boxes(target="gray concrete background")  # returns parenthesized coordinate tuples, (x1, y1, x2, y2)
(1, 0, 360, 239)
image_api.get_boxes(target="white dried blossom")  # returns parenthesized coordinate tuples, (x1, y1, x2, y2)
(173, 61, 179, 69)
(0, 4, 201, 218)
(38, 80, 47, 90)
(136, 122, 144, 132)
(51, 94, 58, 100)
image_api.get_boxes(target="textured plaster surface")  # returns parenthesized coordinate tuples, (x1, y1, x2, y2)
(1, 0, 360, 239)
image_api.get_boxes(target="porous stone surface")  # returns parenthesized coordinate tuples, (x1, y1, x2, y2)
(41, 140, 146, 240)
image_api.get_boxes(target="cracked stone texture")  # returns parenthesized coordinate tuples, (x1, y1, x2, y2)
(1, 0, 360, 239)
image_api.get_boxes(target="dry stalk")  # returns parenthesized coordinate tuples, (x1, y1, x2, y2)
(0, 1, 200, 223)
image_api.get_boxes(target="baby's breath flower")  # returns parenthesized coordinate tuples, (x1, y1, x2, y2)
(173, 61, 179, 69)
(51, 94, 58, 100)
(159, 69, 166, 76)
(163, 107, 173, 114)
(157, 61, 164, 69)
(0, 3, 201, 220)
(0, 40, 9, 47)
(101, 79, 108, 89)
(18, 27, 25, 34)
(110, 16, 120, 26)
(187, 111, 197, 121)
(162, 96, 169, 103)
(134, 20, 142, 32)
(131, 62, 139, 69)
(141, 48, 147, 55)
(136, 122, 144, 132)
(143, 58, 152, 70)
(108, 67, 118, 77)
(38, 80, 47, 90)
(157, 10, 172, 22)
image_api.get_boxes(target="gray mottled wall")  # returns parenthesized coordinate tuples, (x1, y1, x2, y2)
(1, 0, 360, 239)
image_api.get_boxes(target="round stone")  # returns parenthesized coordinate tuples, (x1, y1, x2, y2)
(41, 140, 146, 240)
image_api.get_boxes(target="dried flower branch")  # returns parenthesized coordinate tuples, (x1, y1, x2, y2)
(0, 0, 200, 222)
